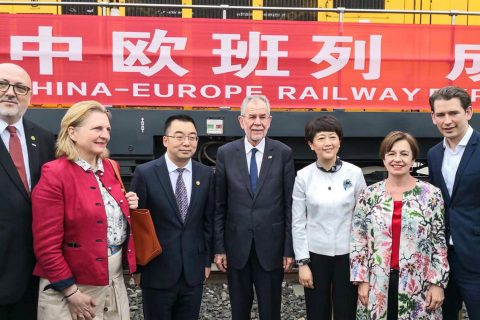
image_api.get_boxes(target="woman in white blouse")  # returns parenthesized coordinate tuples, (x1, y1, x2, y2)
(292, 115, 366, 320)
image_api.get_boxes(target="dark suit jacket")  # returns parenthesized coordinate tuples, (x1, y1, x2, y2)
(130, 155, 214, 289)
(0, 119, 55, 304)
(428, 129, 480, 273)
(214, 137, 295, 271)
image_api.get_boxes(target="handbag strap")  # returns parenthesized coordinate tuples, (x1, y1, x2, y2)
(107, 158, 126, 194)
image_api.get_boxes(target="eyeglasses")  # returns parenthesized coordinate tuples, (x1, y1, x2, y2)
(0, 81, 31, 96)
(166, 134, 199, 142)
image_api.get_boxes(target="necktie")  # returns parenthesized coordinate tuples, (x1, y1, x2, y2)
(7, 126, 29, 193)
(175, 168, 188, 222)
(250, 148, 258, 193)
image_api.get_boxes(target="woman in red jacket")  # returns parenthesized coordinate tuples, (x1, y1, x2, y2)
(32, 101, 138, 320)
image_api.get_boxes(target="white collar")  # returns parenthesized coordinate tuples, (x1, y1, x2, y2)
(443, 125, 473, 150)
(75, 157, 104, 173)
(164, 152, 192, 173)
(0, 117, 25, 136)
(244, 136, 266, 154)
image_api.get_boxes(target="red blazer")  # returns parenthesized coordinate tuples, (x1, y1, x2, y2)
(32, 157, 136, 286)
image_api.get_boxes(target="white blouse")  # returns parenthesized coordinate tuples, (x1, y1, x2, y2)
(292, 161, 366, 259)
(75, 158, 127, 246)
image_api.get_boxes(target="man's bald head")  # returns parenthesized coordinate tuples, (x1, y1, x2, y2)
(0, 63, 32, 124)
(0, 63, 31, 86)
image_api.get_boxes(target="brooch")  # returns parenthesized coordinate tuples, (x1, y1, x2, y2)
(343, 179, 352, 190)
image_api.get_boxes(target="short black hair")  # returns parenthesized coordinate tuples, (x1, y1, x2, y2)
(164, 114, 197, 135)
(304, 115, 343, 143)
(429, 86, 471, 112)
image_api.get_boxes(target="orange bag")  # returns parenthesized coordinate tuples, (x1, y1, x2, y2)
(108, 159, 162, 266)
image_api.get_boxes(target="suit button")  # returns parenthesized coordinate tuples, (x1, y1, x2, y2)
(104, 307, 108, 312)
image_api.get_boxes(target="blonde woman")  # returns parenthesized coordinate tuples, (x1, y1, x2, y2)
(32, 101, 138, 320)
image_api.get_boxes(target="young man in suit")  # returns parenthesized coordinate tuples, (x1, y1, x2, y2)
(131, 114, 214, 320)
(428, 86, 480, 320)
(214, 95, 295, 320)
(0, 63, 55, 319)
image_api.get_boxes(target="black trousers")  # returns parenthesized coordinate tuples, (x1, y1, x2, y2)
(0, 275, 38, 320)
(142, 272, 204, 320)
(387, 269, 399, 320)
(227, 244, 284, 320)
(304, 253, 357, 320)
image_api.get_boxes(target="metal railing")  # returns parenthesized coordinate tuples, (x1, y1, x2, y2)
(3, 1, 480, 24)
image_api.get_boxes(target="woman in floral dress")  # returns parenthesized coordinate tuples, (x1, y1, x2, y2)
(350, 131, 449, 320)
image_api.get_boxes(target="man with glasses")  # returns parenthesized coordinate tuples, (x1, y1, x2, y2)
(214, 95, 295, 320)
(131, 114, 215, 320)
(0, 63, 55, 319)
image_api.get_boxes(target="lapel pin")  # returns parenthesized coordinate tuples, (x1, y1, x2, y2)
(31, 136, 36, 141)
(196, 181, 200, 186)
(31, 143, 37, 147)
(268, 155, 272, 159)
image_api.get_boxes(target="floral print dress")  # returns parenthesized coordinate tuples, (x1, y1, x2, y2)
(350, 180, 449, 320)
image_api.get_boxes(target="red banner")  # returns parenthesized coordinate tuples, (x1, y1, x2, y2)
(0, 14, 479, 109)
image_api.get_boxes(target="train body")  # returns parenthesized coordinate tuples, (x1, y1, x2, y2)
(2, 0, 480, 183)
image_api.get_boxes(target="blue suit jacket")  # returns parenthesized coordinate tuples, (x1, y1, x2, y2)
(428, 129, 480, 273)
(214, 137, 295, 271)
(131, 155, 215, 289)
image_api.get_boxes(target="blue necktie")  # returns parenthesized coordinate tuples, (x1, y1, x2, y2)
(250, 148, 258, 193)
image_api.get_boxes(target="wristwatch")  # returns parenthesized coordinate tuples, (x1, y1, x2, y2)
(296, 258, 310, 266)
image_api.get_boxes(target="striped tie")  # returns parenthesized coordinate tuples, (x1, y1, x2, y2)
(175, 168, 188, 222)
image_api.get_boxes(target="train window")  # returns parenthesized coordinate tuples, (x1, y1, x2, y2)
(263, 0, 317, 21)
(60, 0, 97, 15)
(192, 0, 252, 19)
(333, 0, 384, 9)
(125, 0, 182, 17)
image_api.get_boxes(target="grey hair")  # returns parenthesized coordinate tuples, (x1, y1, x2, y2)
(240, 95, 271, 115)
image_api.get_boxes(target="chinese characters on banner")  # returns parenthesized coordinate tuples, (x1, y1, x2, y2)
(1, 14, 480, 109)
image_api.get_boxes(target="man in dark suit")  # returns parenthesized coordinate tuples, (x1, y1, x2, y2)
(428, 86, 480, 320)
(131, 114, 214, 320)
(214, 95, 295, 320)
(0, 63, 55, 319)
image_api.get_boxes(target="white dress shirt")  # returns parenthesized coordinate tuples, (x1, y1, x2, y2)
(442, 125, 473, 197)
(0, 118, 31, 190)
(165, 153, 193, 203)
(441, 125, 473, 245)
(244, 137, 265, 177)
(292, 161, 366, 259)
